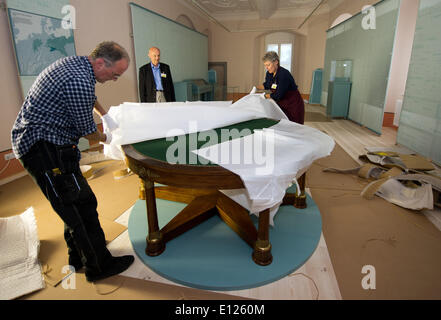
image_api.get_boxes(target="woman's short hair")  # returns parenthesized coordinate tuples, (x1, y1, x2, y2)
(262, 51, 279, 63)
(90, 41, 130, 66)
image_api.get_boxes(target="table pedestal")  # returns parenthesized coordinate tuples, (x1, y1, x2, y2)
(140, 172, 306, 266)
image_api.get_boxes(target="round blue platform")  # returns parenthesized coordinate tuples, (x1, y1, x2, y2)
(128, 189, 322, 291)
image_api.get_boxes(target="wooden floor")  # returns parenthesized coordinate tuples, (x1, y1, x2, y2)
(106, 103, 441, 300)
(305, 104, 398, 164)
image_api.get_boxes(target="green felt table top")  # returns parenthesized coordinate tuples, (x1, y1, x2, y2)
(130, 118, 279, 165)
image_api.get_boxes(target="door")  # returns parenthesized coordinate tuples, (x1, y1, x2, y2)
(208, 62, 227, 101)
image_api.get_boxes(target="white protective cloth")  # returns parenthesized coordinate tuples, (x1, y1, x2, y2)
(376, 179, 434, 210)
(374, 173, 441, 210)
(0, 207, 45, 300)
(101, 113, 118, 132)
(103, 96, 281, 160)
(230, 93, 288, 121)
(103, 94, 335, 224)
(193, 119, 335, 224)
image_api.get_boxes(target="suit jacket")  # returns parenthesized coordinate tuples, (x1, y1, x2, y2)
(139, 62, 176, 102)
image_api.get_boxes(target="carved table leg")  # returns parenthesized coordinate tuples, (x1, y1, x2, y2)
(294, 172, 307, 209)
(144, 179, 165, 256)
(252, 208, 273, 266)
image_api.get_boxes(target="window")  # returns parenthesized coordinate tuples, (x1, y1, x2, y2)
(267, 44, 278, 54)
(266, 43, 292, 72)
(280, 44, 292, 72)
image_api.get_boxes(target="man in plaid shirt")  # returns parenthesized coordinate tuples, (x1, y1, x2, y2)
(11, 41, 134, 282)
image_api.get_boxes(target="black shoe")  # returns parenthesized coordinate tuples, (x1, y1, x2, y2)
(85, 255, 134, 282)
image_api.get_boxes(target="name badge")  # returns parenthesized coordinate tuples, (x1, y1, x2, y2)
(271, 83, 278, 90)
(161, 73, 167, 78)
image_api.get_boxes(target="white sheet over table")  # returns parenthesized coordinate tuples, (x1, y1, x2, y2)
(103, 95, 288, 160)
(193, 119, 335, 224)
(103, 94, 334, 225)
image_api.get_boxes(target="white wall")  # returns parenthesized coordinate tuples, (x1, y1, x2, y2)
(384, 0, 419, 114)
(0, 0, 419, 154)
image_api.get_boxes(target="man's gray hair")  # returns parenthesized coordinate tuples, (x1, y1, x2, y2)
(90, 41, 130, 66)
(262, 51, 279, 63)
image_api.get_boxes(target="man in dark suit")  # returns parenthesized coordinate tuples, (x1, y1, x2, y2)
(139, 47, 176, 103)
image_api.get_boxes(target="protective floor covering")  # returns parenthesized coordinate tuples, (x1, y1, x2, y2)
(128, 187, 322, 291)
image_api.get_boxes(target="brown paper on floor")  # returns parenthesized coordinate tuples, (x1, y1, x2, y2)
(0, 165, 131, 288)
(35, 205, 127, 287)
(4, 145, 441, 299)
(308, 144, 441, 299)
(20, 273, 247, 300)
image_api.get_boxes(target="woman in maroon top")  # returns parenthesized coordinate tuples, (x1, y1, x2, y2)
(257, 51, 305, 125)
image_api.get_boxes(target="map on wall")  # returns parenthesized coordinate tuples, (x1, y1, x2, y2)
(8, 8, 75, 76)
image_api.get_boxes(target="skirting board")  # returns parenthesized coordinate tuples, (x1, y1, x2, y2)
(0, 171, 28, 186)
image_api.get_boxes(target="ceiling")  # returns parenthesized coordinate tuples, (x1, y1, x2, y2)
(184, 0, 346, 20)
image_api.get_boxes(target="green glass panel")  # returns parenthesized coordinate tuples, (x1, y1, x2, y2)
(397, 0, 441, 165)
(322, 0, 400, 134)
(130, 3, 208, 87)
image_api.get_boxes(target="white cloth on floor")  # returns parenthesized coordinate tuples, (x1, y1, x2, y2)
(0, 207, 45, 300)
(376, 179, 434, 210)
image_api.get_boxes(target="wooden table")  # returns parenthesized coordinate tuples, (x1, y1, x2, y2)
(122, 118, 306, 266)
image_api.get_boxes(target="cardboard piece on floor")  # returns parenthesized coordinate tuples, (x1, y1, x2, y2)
(308, 144, 441, 299)
(399, 154, 435, 171)
(0, 175, 47, 219)
(87, 160, 140, 221)
(307, 143, 368, 192)
(100, 217, 127, 244)
(0, 161, 139, 223)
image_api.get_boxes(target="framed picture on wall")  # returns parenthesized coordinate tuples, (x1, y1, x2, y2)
(7, 8, 76, 77)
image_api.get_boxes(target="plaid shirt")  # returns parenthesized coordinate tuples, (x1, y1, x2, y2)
(11, 56, 98, 159)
